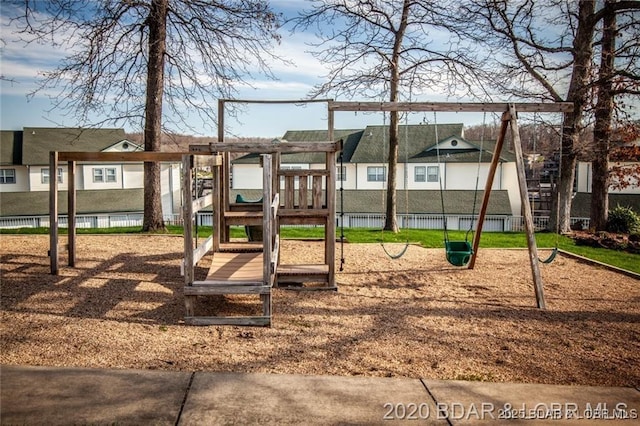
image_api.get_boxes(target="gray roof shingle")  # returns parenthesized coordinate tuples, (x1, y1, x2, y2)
(0, 189, 144, 216)
(229, 189, 512, 215)
(350, 123, 464, 163)
(232, 124, 514, 165)
(571, 192, 640, 217)
(21, 127, 126, 165)
(0, 131, 21, 165)
(233, 129, 362, 165)
(340, 189, 512, 215)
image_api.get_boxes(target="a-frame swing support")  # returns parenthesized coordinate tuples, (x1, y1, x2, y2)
(467, 105, 547, 308)
(327, 101, 573, 310)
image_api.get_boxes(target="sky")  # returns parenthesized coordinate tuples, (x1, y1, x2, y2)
(0, 1, 559, 139)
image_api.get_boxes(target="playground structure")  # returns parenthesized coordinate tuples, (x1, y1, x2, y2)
(179, 99, 341, 324)
(182, 143, 340, 325)
(49, 99, 573, 324)
(182, 153, 280, 326)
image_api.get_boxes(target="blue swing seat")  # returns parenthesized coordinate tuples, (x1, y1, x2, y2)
(445, 241, 473, 267)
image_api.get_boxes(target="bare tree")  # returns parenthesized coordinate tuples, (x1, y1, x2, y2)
(591, 0, 640, 231)
(291, 0, 483, 232)
(457, 0, 596, 233)
(6, 0, 282, 231)
(458, 0, 639, 233)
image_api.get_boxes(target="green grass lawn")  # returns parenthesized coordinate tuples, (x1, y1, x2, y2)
(2, 226, 638, 274)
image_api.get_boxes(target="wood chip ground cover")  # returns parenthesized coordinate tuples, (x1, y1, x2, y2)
(1, 235, 638, 387)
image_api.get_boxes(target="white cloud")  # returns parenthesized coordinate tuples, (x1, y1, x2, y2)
(270, 33, 329, 78)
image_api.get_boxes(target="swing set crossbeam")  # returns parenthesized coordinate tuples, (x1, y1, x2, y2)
(328, 101, 574, 113)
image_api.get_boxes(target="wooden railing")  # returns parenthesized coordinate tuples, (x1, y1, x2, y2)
(278, 169, 329, 210)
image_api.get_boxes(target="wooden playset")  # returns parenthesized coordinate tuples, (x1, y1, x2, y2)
(48, 99, 573, 326)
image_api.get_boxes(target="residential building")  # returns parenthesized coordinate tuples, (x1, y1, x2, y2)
(232, 124, 639, 229)
(0, 128, 181, 221)
(232, 124, 519, 230)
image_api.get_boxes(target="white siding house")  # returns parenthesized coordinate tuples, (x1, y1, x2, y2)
(232, 124, 522, 216)
(0, 128, 182, 219)
(575, 161, 640, 195)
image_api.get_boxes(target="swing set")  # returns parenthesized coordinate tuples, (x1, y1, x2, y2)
(375, 109, 484, 265)
(329, 101, 573, 309)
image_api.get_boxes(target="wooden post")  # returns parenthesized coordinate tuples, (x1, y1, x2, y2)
(212, 155, 221, 253)
(327, 104, 337, 288)
(508, 104, 546, 309)
(262, 154, 272, 285)
(328, 103, 334, 142)
(68, 160, 76, 267)
(217, 99, 231, 243)
(468, 112, 510, 269)
(326, 149, 337, 288)
(49, 151, 59, 275)
(262, 154, 273, 318)
(182, 154, 195, 316)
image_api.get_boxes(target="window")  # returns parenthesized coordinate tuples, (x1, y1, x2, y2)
(414, 166, 426, 182)
(93, 168, 104, 182)
(427, 166, 439, 182)
(93, 167, 117, 183)
(106, 168, 117, 182)
(367, 166, 386, 182)
(0, 169, 16, 184)
(337, 166, 346, 181)
(41, 167, 63, 184)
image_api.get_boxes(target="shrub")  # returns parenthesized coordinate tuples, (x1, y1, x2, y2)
(606, 205, 640, 234)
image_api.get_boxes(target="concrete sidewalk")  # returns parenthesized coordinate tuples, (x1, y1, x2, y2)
(1, 365, 639, 425)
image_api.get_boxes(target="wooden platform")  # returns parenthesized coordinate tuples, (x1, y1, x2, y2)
(184, 250, 271, 325)
(203, 251, 263, 284)
(277, 264, 330, 286)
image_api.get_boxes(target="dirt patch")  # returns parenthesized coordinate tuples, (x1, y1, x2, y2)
(1, 234, 639, 387)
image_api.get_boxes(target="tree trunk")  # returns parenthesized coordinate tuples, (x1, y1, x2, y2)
(549, 0, 596, 234)
(384, 108, 400, 232)
(142, 0, 168, 232)
(553, 124, 578, 233)
(591, 1, 616, 231)
(383, 0, 410, 233)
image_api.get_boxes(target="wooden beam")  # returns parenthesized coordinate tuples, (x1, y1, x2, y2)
(182, 154, 194, 285)
(219, 98, 332, 105)
(328, 101, 574, 113)
(468, 111, 510, 269)
(185, 285, 270, 295)
(184, 316, 270, 326)
(278, 169, 330, 177)
(192, 235, 214, 266)
(58, 152, 185, 162)
(508, 104, 546, 309)
(191, 195, 211, 213)
(209, 141, 341, 153)
(49, 151, 59, 275)
(67, 160, 76, 267)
